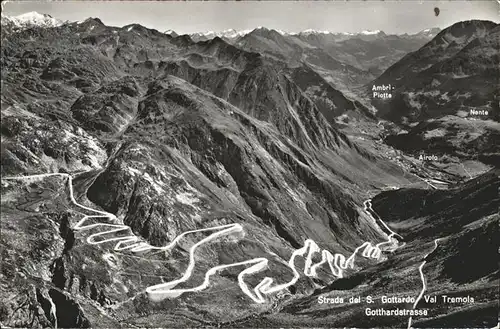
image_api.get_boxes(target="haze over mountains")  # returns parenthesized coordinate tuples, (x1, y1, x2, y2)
(185, 27, 441, 43)
(1, 10, 498, 329)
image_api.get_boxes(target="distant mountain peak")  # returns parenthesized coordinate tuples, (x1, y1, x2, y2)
(249, 27, 290, 38)
(164, 29, 178, 37)
(77, 17, 105, 26)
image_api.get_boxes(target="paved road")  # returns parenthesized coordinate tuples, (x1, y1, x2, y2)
(2, 172, 400, 304)
(407, 238, 441, 329)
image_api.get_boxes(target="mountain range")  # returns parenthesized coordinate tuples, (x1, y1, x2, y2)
(185, 27, 442, 42)
(0, 11, 498, 329)
(185, 27, 442, 90)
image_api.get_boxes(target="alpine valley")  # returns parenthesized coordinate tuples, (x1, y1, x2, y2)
(0, 11, 498, 329)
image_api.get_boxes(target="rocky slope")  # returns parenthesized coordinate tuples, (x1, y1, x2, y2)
(0, 15, 418, 328)
(232, 169, 499, 328)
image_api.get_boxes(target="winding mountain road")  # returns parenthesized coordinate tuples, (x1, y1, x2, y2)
(2, 172, 400, 304)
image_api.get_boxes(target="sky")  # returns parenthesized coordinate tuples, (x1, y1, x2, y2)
(3, 1, 499, 34)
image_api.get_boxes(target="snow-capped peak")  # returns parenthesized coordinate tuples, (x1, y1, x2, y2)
(220, 28, 254, 38)
(189, 28, 254, 40)
(164, 29, 177, 35)
(297, 29, 332, 35)
(360, 29, 382, 35)
(1, 11, 62, 29)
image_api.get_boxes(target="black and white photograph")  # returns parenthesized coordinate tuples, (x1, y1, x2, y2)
(1, 0, 499, 328)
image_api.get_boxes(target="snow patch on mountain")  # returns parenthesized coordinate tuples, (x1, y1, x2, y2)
(360, 30, 382, 35)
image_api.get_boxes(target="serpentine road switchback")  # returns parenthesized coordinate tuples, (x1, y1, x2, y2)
(3, 171, 433, 326)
